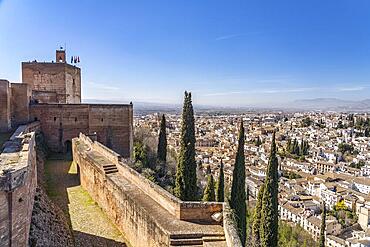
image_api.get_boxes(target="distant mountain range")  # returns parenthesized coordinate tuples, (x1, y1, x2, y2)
(83, 98, 370, 113)
(290, 98, 370, 111)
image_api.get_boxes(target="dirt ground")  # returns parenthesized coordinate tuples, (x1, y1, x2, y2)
(44, 156, 128, 247)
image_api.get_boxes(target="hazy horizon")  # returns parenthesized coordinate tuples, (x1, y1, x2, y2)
(1, 0, 370, 106)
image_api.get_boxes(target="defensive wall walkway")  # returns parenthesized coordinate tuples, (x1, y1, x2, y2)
(73, 133, 241, 247)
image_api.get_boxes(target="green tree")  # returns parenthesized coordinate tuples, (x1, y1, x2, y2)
(365, 128, 370, 137)
(251, 185, 264, 247)
(338, 143, 354, 154)
(286, 138, 292, 153)
(174, 91, 198, 201)
(255, 136, 262, 146)
(133, 141, 148, 167)
(300, 138, 304, 156)
(230, 121, 247, 246)
(260, 132, 279, 247)
(302, 117, 312, 127)
(157, 114, 167, 163)
(216, 160, 225, 202)
(319, 203, 326, 247)
(203, 174, 216, 201)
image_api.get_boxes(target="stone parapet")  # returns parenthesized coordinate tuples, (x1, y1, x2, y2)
(223, 202, 243, 247)
(0, 122, 40, 247)
(73, 133, 226, 247)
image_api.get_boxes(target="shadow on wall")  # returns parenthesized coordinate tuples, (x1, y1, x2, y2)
(64, 140, 72, 160)
(44, 155, 80, 231)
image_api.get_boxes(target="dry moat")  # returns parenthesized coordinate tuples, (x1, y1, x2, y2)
(44, 155, 128, 246)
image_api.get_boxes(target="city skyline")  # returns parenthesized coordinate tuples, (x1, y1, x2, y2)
(1, 0, 370, 106)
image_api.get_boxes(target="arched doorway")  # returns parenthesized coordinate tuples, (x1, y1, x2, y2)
(64, 140, 72, 160)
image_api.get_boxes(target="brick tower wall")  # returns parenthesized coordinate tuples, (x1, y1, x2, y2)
(0, 80, 11, 132)
(22, 62, 81, 104)
(29, 104, 133, 157)
(10, 83, 31, 128)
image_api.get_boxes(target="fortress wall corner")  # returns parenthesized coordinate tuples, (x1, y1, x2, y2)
(72, 137, 170, 247)
(73, 134, 226, 247)
(88, 104, 133, 158)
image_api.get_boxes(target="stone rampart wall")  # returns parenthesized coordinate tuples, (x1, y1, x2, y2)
(74, 152, 169, 246)
(0, 122, 40, 247)
(10, 83, 31, 128)
(0, 79, 11, 132)
(73, 133, 225, 247)
(30, 104, 133, 157)
(223, 202, 243, 247)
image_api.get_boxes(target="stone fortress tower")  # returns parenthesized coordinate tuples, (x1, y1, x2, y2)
(0, 49, 133, 157)
(0, 49, 238, 247)
(22, 48, 81, 104)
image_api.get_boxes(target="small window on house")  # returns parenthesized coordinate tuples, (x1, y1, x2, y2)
(34, 117, 38, 121)
(54, 117, 57, 122)
(101, 118, 103, 122)
(75, 117, 77, 122)
(73, 79, 75, 85)
(18, 198, 23, 203)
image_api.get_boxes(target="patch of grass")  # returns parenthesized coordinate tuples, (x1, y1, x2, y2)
(44, 157, 129, 245)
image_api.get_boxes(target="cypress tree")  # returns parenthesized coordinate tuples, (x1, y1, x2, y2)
(286, 138, 291, 153)
(157, 114, 167, 163)
(230, 120, 246, 246)
(300, 138, 304, 156)
(203, 174, 216, 202)
(174, 91, 197, 201)
(216, 159, 225, 202)
(260, 132, 279, 247)
(365, 128, 370, 137)
(293, 138, 299, 155)
(319, 202, 326, 247)
(206, 165, 212, 175)
(251, 185, 264, 247)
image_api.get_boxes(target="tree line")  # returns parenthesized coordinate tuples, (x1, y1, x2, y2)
(136, 91, 327, 247)
(286, 138, 309, 156)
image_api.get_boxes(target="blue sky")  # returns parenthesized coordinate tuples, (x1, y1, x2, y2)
(1, 0, 370, 106)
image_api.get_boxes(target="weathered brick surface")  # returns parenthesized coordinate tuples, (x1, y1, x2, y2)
(10, 83, 31, 127)
(0, 123, 39, 247)
(22, 62, 81, 104)
(0, 80, 11, 132)
(30, 104, 133, 157)
(73, 134, 226, 247)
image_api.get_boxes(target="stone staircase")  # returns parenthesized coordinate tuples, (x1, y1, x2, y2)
(169, 233, 226, 246)
(102, 164, 118, 174)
